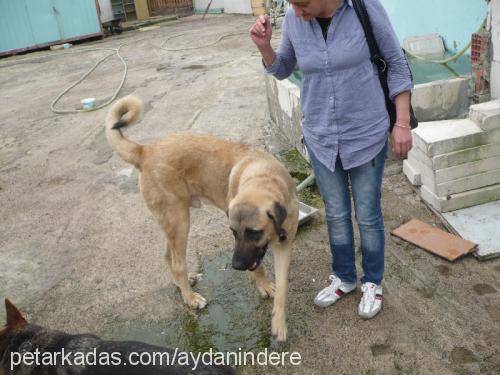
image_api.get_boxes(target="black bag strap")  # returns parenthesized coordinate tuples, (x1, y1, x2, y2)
(352, 0, 418, 131)
(352, 0, 385, 69)
(351, 0, 389, 90)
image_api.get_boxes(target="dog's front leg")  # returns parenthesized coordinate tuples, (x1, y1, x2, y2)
(271, 244, 292, 343)
(250, 265, 275, 298)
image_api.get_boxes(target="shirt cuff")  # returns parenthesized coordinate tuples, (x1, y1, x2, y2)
(390, 82, 413, 101)
(263, 55, 281, 75)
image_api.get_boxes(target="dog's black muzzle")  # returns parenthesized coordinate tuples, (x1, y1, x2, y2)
(232, 243, 268, 271)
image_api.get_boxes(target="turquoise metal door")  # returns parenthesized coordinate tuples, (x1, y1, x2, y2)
(25, 0, 61, 44)
(52, 0, 102, 40)
(0, 0, 35, 53)
(0, 0, 102, 56)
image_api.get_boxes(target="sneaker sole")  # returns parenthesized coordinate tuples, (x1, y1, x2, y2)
(314, 287, 356, 308)
(358, 306, 382, 319)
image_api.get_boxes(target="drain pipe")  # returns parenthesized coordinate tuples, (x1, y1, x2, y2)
(296, 173, 315, 192)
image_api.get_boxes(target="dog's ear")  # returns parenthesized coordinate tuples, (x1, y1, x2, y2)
(5, 299, 27, 327)
(267, 202, 288, 242)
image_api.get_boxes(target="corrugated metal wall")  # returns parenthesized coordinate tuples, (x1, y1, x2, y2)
(0, 0, 102, 56)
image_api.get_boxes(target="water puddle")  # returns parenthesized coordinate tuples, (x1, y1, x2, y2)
(103, 253, 273, 352)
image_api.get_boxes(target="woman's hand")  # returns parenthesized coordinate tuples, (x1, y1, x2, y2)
(391, 121, 413, 159)
(392, 91, 413, 159)
(250, 15, 273, 49)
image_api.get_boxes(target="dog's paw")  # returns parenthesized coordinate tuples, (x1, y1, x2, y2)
(185, 292, 207, 309)
(271, 315, 288, 343)
(256, 281, 275, 298)
(187, 272, 202, 286)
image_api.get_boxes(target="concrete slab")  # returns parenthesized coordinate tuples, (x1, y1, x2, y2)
(412, 119, 484, 156)
(469, 99, 500, 131)
(403, 159, 421, 186)
(411, 153, 500, 197)
(407, 147, 433, 168)
(409, 141, 500, 170)
(408, 148, 500, 185)
(434, 166, 500, 196)
(420, 183, 500, 212)
(434, 155, 500, 184)
(443, 201, 500, 260)
(406, 153, 436, 190)
(412, 77, 470, 122)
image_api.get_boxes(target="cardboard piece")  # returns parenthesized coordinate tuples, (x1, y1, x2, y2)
(391, 219, 477, 261)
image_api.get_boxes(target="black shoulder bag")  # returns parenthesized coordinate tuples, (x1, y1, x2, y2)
(352, 0, 418, 132)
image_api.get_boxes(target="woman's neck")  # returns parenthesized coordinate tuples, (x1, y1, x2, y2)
(318, 0, 342, 18)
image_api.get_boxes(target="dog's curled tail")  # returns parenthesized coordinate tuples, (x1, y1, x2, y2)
(105, 95, 144, 169)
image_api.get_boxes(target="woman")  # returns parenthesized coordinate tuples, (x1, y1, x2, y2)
(250, 0, 413, 319)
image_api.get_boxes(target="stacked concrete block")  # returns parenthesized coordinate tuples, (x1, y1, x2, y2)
(404, 100, 500, 212)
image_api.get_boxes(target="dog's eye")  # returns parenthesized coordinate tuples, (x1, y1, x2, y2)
(245, 228, 263, 242)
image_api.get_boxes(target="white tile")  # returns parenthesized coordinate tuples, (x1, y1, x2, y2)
(443, 201, 500, 259)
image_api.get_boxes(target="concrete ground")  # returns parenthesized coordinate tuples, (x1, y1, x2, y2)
(0, 14, 499, 375)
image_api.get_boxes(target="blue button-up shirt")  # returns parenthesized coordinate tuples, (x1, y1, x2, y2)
(265, 0, 413, 171)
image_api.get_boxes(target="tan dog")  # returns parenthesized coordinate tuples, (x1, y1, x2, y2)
(105, 96, 298, 342)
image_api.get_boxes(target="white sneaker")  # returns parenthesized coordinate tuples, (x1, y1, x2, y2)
(314, 274, 356, 307)
(358, 282, 383, 319)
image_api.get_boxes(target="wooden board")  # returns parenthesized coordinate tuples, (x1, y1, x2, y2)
(391, 219, 477, 261)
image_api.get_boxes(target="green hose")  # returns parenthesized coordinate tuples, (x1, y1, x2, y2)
(160, 31, 249, 52)
(405, 41, 472, 65)
(404, 18, 486, 65)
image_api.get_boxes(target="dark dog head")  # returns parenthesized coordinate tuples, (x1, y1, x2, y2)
(228, 197, 288, 272)
(0, 299, 27, 336)
(0, 300, 238, 375)
(0, 299, 28, 356)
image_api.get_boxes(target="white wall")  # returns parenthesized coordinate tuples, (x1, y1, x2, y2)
(489, 0, 500, 99)
(97, 0, 114, 23)
(194, 0, 252, 14)
(224, 0, 252, 14)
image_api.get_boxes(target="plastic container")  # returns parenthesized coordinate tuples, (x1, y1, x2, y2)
(81, 98, 96, 110)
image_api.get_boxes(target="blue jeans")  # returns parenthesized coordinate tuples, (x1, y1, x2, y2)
(306, 142, 388, 285)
